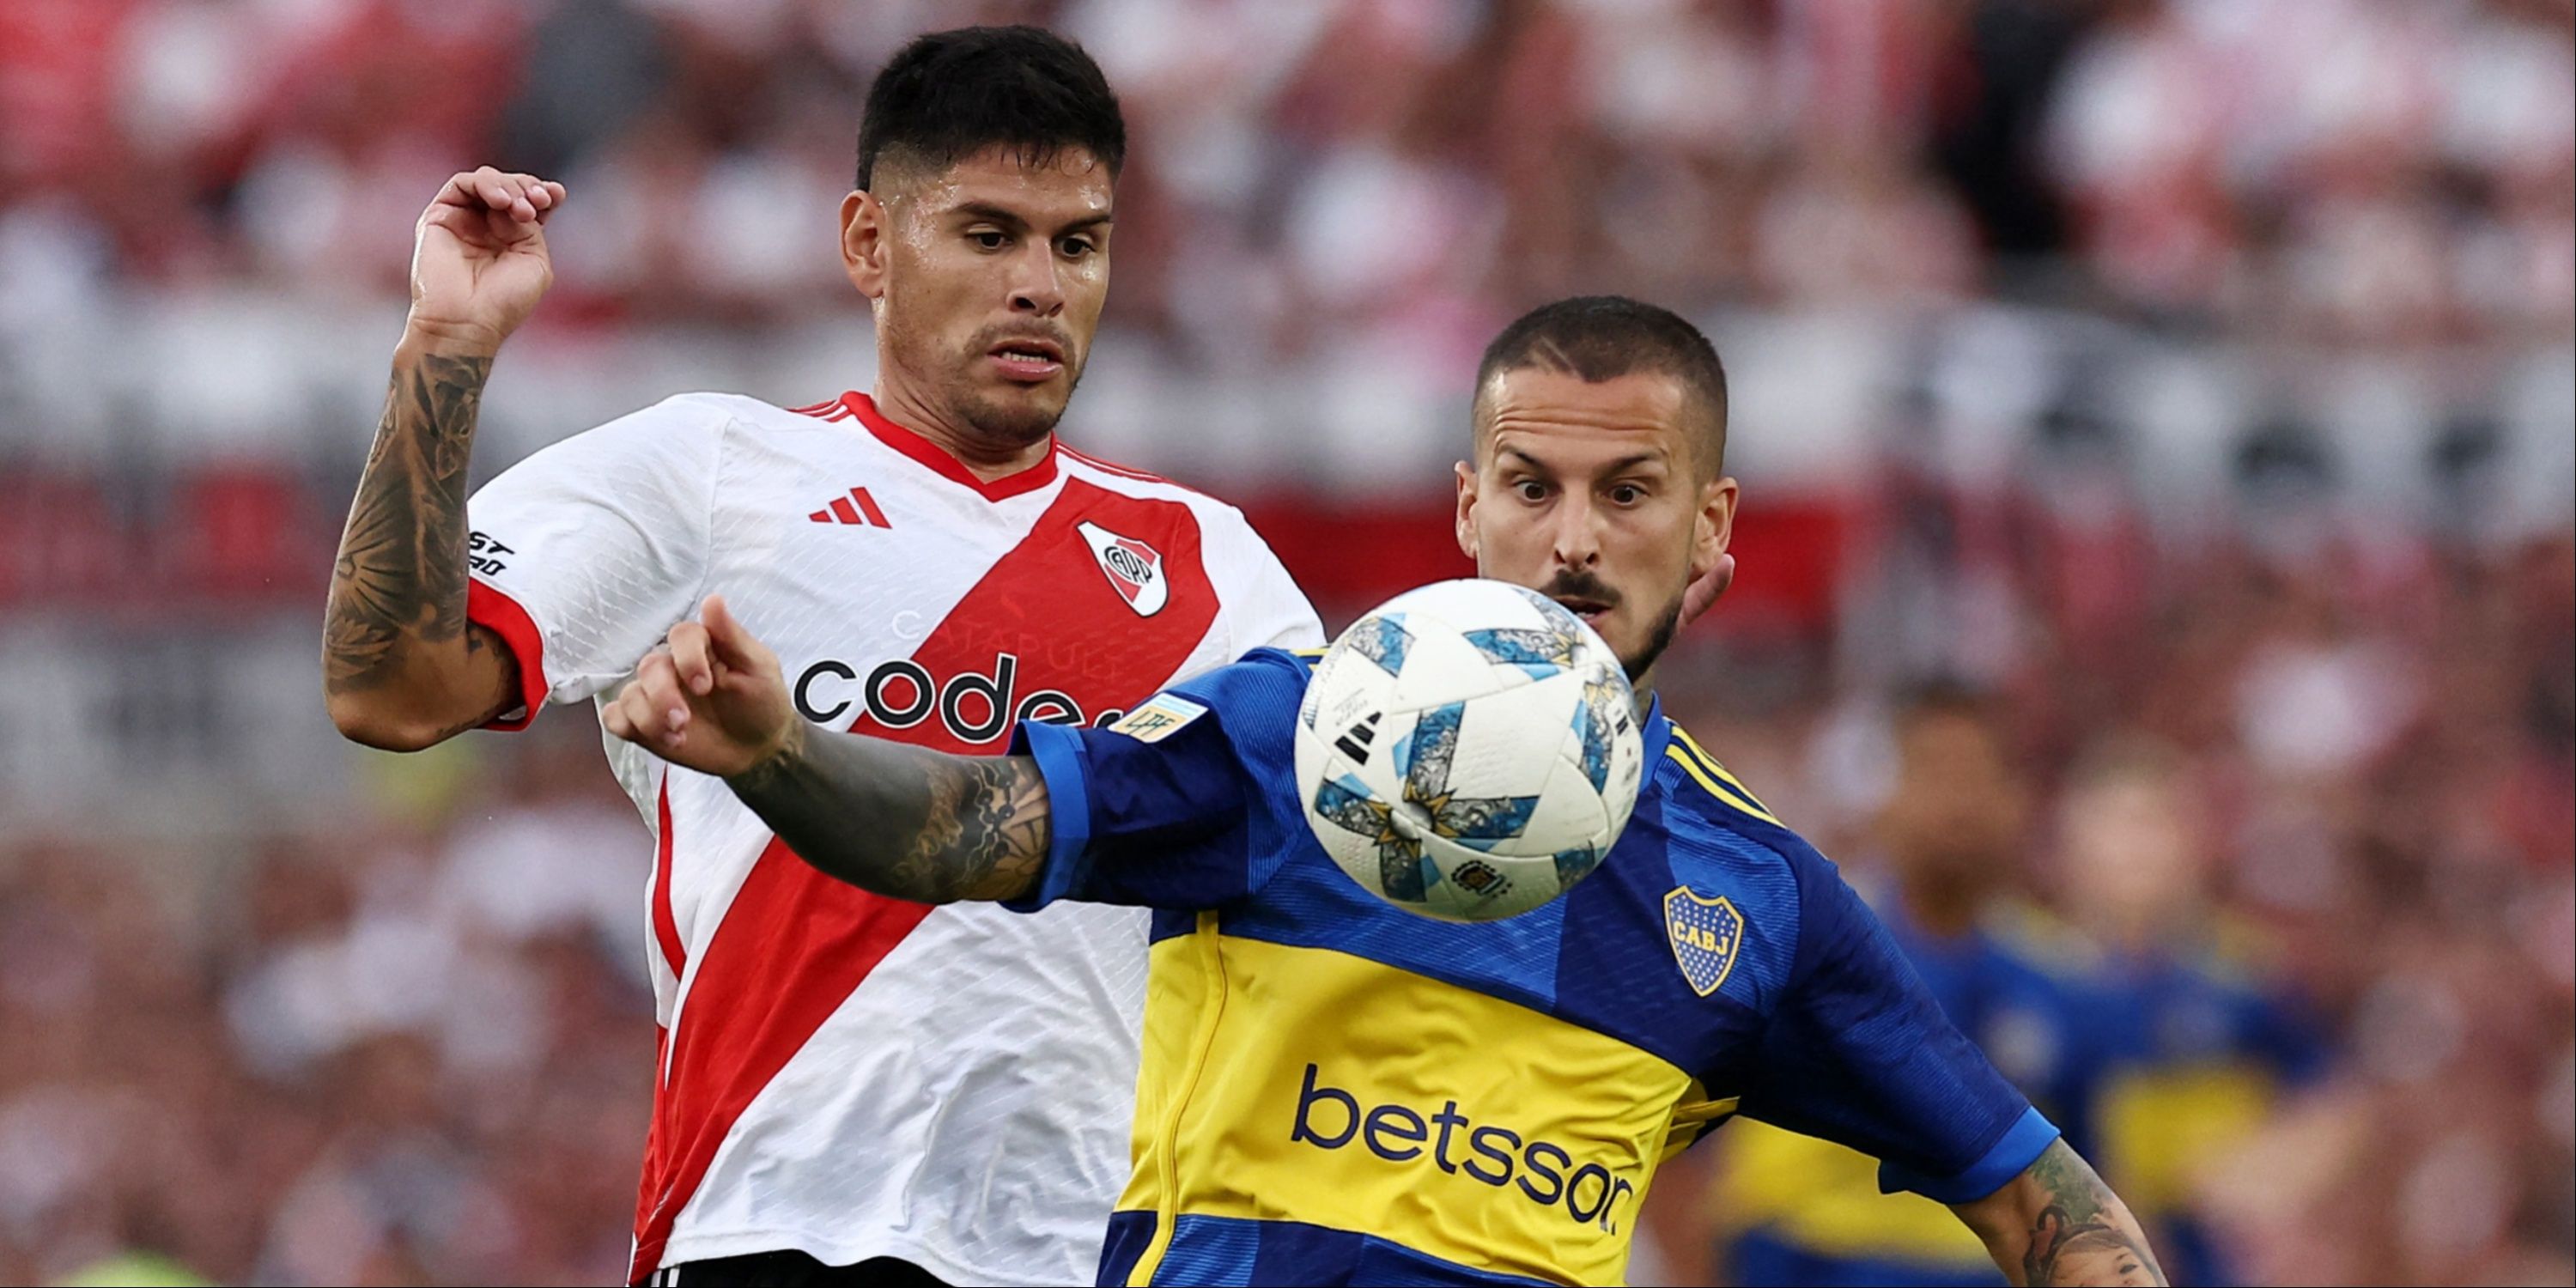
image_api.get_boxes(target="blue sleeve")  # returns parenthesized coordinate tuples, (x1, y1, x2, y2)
(1741, 851, 2060, 1204)
(1003, 649, 1310, 914)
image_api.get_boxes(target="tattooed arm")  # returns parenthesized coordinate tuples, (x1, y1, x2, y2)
(323, 167, 564, 750)
(601, 594, 1052, 902)
(323, 347, 515, 747)
(1951, 1139, 2166, 1286)
(726, 714, 1052, 902)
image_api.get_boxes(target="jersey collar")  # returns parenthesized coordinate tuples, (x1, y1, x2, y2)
(841, 392, 1061, 502)
(1638, 693, 1672, 770)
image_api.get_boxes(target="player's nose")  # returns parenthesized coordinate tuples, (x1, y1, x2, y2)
(1549, 494, 1603, 570)
(1006, 241, 1065, 317)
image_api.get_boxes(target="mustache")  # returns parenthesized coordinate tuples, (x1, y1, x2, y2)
(1540, 571, 1621, 609)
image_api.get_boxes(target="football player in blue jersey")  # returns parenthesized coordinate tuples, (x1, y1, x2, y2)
(1715, 684, 2110, 1287)
(602, 296, 2168, 1287)
(2051, 738, 2328, 1286)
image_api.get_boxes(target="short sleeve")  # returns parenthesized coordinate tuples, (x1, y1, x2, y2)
(1740, 853, 2060, 1204)
(1005, 649, 1312, 914)
(462, 394, 726, 728)
(1201, 505, 1325, 657)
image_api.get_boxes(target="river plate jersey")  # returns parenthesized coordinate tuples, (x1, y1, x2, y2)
(459, 392, 1321, 1286)
(1009, 649, 2058, 1287)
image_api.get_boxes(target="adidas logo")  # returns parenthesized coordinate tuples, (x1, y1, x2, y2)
(809, 487, 890, 528)
(1335, 712, 1382, 763)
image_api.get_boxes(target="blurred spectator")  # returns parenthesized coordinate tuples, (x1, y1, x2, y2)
(2051, 737, 2329, 1286)
(1707, 684, 2099, 1288)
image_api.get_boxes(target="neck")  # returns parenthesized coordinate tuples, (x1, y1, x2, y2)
(1899, 867, 1985, 939)
(870, 368, 1051, 483)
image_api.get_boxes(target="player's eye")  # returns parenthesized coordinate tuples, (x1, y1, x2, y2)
(1513, 479, 1549, 503)
(969, 230, 1010, 251)
(1056, 235, 1096, 259)
(1607, 483, 1646, 507)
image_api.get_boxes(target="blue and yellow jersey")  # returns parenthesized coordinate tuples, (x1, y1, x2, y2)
(1006, 648, 2058, 1287)
(2081, 945, 2325, 1286)
(1713, 903, 2097, 1286)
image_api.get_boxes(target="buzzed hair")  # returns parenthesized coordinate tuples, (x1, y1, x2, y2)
(1472, 295, 1730, 474)
(855, 25, 1126, 193)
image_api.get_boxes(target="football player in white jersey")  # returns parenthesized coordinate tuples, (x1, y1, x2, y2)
(322, 26, 1320, 1288)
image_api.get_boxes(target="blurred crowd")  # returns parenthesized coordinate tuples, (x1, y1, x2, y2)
(4, 0, 2569, 337)
(1643, 498, 2575, 1287)
(0, 0, 2568, 1285)
(0, 715, 656, 1285)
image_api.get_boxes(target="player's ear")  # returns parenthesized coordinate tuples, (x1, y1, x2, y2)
(1454, 460, 1481, 563)
(1689, 475, 1738, 582)
(842, 190, 890, 300)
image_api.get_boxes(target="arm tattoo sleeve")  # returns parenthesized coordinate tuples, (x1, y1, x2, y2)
(324, 352, 512, 725)
(2019, 1140, 2166, 1286)
(726, 720, 1054, 904)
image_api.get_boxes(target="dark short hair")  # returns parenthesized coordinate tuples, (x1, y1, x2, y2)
(855, 25, 1126, 192)
(1893, 677, 2006, 740)
(1473, 295, 1730, 472)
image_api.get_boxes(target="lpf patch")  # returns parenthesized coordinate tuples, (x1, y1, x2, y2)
(1111, 693, 1207, 743)
(1664, 888, 1745, 998)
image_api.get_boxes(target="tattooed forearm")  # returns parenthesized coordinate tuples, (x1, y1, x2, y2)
(325, 351, 495, 696)
(2014, 1141, 2166, 1287)
(726, 720, 1054, 903)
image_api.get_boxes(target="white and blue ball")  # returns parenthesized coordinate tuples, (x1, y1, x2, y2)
(1293, 578, 1646, 922)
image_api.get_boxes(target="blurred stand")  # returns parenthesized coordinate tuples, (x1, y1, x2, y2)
(0, 1, 2567, 1284)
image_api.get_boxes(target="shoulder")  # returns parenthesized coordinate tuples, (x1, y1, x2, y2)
(1057, 442, 1196, 495)
(528, 391, 752, 465)
(655, 390, 858, 441)
(1655, 727, 1820, 886)
(479, 393, 757, 510)
(1650, 726, 1848, 972)
(1176, 646, 1319, 703)
(1057, 447, 1260, 534)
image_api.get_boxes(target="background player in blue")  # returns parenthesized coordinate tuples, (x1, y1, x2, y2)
(601, 297, 2169, 1287)
(1715, 685, 2111, 1287)
(2050, 738, 2328, 1286)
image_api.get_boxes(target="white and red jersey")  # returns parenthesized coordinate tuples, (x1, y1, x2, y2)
(459, 390, 1321, 1286)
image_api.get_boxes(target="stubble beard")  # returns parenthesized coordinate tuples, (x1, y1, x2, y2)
(884, 315, 1080, 451)
(1622, 587, 1686, 684)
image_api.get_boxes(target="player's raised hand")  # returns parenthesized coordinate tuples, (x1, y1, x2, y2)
(1681, 552, 1735, 627)
(604, 595, 799, 779)
(404, 167, 567, 355)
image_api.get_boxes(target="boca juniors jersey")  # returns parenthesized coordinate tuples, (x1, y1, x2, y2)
(1007, 648, 2057, 1287)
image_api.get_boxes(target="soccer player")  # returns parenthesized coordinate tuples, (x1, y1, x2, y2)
(2052, 738, 2326, 1286)
(1716, 684, 2101, 1286)
(321, 27, 1318, 1288)
(604, 297, 2167, 1287)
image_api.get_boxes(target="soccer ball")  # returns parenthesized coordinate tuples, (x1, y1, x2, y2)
(1294, 579, 1646, 922)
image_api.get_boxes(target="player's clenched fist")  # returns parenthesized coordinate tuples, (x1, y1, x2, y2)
(605, 595, 800, 780)
(404, 166, 567, 356)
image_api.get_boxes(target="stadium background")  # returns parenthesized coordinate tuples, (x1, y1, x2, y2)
(0, 0, 2567, 1284)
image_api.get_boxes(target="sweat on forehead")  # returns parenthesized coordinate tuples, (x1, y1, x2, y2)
(1469, 295, 1729, 476)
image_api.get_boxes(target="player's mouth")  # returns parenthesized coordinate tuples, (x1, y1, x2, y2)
(1552, 595, 1613, 629)
(987, 337, 1066, 384)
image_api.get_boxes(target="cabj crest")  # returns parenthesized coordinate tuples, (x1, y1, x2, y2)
(1663, 887, 1744, 998)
